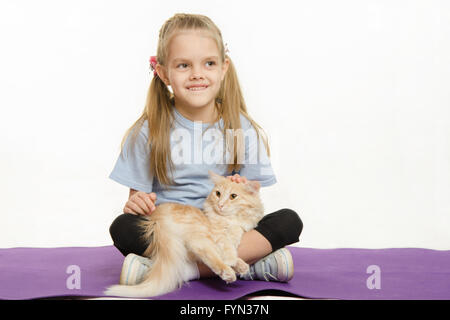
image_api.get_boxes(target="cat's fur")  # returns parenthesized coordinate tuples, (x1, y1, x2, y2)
(104, 170, 264, 298)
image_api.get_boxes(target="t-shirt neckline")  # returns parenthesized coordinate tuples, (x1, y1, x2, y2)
(173, 106, 223, 130)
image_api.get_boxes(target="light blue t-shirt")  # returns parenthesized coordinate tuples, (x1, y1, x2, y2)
(109, 107, 277, 209)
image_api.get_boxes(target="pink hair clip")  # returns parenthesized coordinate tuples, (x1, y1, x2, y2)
(149, 56, 158, 77)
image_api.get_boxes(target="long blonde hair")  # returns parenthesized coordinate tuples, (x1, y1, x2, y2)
(121, 13, 270, 186)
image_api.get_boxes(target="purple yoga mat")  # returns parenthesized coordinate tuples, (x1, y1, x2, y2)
(0, 245, 449, 300)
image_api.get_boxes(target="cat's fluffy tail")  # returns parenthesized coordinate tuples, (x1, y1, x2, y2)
(104, 216, 188, 298)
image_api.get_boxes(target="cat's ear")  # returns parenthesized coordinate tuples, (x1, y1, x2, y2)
(208, 170, 226, 185)
(244, 180, 261, 194)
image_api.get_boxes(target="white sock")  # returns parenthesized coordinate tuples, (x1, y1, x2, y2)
(181, 262, 200, 281)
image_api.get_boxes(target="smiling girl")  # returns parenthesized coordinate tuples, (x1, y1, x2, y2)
(108, 13, 303, 286)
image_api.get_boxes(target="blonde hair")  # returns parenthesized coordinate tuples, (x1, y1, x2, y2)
(121, 13, 270, 186)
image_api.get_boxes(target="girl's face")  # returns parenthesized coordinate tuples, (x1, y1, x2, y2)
(157, 29, 229, 116)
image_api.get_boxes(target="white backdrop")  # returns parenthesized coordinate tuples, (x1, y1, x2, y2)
(0, 0, 449, 249)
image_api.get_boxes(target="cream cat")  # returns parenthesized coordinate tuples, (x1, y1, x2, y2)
(104, 170, 264, 298)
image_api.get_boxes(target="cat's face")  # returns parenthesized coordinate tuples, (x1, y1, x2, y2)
(204, 171, 262, 216)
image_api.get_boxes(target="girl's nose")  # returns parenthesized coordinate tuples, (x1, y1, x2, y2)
(190, 65, 204, 80)
(190, 73, 204, 80)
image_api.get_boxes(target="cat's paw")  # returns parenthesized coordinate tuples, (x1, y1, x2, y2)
(220, 266, 237, 283)
(233, 258, 249, 276)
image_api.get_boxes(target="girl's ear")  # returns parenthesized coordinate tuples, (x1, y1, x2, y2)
(155, 64, 170, 86)
(208, 170, 226, 185)
(221, 58, 230, 81)
(244, 180, 261, 194)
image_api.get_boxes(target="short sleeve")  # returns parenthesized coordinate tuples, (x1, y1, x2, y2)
(237, 117, 277, 187)
(109, 121, 154, 192)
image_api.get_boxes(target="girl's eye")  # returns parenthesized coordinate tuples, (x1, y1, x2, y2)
(176, 62, 215, 69)
(216, 191, 221, 197)
(230, 194, 237, 200)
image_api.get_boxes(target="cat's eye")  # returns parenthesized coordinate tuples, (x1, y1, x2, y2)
(230, 193, 238, 200)
(216, 190, 221, 197)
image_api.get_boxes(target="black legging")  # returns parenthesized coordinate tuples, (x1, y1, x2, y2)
(109, 208, 303, 257)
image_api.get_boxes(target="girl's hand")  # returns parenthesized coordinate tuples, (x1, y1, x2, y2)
(124, 192, 157, 216)
(227, 174, 261, 193)
(226, 173, 248, 184)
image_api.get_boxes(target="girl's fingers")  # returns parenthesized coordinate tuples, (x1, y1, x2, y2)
(234, 174, 248, 183)
(123, 205, 137, 215)
(228, 174, 240, 182)
(134, 196, 151, 215)
(225, 174, 248, 183)
(140, 193, 156, 213)
(124, 201, 146, 216)
(149, 192, 157, 202)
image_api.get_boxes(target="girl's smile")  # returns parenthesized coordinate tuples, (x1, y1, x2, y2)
(187, 84, 209, 91)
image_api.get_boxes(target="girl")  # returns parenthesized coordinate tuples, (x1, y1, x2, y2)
(109, 13, 303, 286)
